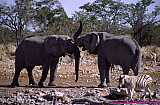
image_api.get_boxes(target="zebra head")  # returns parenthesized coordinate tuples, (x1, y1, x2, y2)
(118, 75, 128, 88)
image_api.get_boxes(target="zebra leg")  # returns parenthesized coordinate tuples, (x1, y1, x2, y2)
(146, 86, 152, 99)
(129, 88, 135, 100)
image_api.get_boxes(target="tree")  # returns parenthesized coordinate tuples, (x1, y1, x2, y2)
(33, 0, 69, 34)
(74, 0, 129, 34)
(0, 0, 73, 44)
(0, 0, 33, 46)
(74, 0, 160, 46)
(121, 0, 160, 46)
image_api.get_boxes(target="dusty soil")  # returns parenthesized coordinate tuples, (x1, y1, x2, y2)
(0, 45, 160, 104)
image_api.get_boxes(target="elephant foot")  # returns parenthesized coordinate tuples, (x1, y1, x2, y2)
(29, 81, 37, 86)
(98, 84, 107, 88)
(29, 82, 37, 86)
(10, 82, 19, 88)
(98, 83, 110, 88)
(38, 82, 44, 87)
(48, 82, 56, 87)
(106, 83, 111, 87)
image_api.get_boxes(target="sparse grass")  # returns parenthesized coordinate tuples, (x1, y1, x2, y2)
(0, 43, 16, 60)
(0, 44, 7, 61)
(4, 43, 16, 57)
(145, 71, 160, 79)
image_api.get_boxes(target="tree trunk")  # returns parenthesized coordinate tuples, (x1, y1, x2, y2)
(15, 30, 19, 47)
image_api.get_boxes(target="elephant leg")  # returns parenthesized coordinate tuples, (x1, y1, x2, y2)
(48, 58, 59, 86)
(105, 62, 111, 86)
(98, 55, 108, 88)
(26, 65, 36, 86)
(122, 66, 130, 75)
(132, 62, 140, 76)
(11, 65, 23, 87)
(38, 65, 49, 87)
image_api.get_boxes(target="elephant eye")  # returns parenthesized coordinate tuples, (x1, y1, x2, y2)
(83, 39, 89, 43)
(66, 43, 71, 48)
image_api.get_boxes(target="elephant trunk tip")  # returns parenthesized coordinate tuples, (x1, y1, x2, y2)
(75, 79, 78, 82)
(75, 71, 78, 82)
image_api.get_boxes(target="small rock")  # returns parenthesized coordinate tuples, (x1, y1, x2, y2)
(83, 90, 97, 97)
(36, 97, 45, 102)
(62, 95, 71, 104)
(55, 91, 64, 97)
(43, 94, 54, 101)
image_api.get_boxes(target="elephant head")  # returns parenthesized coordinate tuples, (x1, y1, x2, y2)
(74, 29, 115, 54)
(44, 21, 82, 82)
(65, 39, 80, 82)
(44, 36, 80, 82)
(44, 36, 66, 57)
(74, 32, 100, 53)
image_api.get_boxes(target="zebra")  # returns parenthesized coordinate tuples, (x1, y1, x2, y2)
(118, 74, 156, 100)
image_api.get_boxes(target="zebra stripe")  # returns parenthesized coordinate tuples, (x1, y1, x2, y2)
(142, 75, 148, 88)
(144, 75, 151, 87)
(136, 75, 144, 88)
(136, 75, 152, 89)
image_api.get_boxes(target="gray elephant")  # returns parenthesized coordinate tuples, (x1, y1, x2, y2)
(11, 22, 82, 87)
(74, 31, 142, 87)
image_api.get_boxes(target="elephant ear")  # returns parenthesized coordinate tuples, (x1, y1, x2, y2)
(89, 33, 100, 52)
(44, 36, 65, 57)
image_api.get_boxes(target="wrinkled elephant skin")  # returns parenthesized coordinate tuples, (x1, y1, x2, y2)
(11, 22, 82, 87)
(74, 31, 142, 87)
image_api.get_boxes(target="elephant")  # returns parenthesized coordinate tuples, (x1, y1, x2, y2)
(74, 31, 142, 87)
(11, 22, 82, 87)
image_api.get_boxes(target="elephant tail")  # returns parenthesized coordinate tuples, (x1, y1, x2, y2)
(133, 39, 142, 75)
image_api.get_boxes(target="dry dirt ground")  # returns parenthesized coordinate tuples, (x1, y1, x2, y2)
(0, 45, 160, 104)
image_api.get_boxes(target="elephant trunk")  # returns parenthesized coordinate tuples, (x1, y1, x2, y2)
(71, 21, 82, 82)
(73, 21, 82, 42)
(74, 45, 80, 82)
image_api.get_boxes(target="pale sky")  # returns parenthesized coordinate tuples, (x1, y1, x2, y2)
(60, 0, 95, 17)
(60, 0, 160, 17)
(1, 0, 160, 17)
